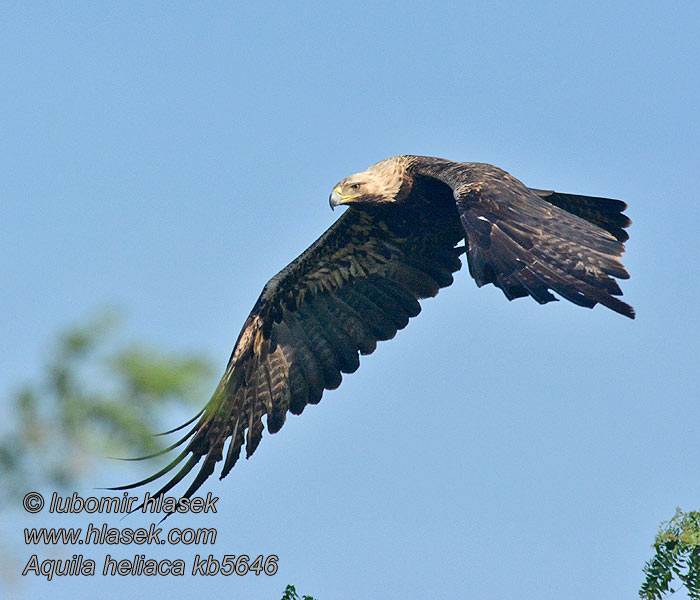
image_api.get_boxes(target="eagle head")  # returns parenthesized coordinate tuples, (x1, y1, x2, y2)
(329, 156, 412, 209)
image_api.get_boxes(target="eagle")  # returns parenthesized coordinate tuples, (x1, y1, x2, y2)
(115, 155, 633, 501)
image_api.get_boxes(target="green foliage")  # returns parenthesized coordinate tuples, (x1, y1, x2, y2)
(0, 310, 214, 502)
(281, 584, 318, 600)
(640, 508, 700, 599)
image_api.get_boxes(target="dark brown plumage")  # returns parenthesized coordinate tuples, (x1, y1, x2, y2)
(114, 155, 633, 502)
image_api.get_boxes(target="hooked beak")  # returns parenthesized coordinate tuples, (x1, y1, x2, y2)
(329, 186, 361, 210)
(329, 186, 345, 210)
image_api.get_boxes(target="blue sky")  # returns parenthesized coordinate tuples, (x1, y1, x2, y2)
(2, 1, 699, 598)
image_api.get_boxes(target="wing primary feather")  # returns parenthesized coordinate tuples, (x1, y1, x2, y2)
(104, 447, 193, 491)
(154, 409, 205, 436)
(178, 453, 218, 503)
(510, 269, 558, 304)
(220, 416, 242, 478)
(127, 454, 203, 515)
(532, 253, 635, 317)
(108, 424, 199, 461)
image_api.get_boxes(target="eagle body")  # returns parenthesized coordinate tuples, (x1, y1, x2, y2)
(117, 155, 633, 501)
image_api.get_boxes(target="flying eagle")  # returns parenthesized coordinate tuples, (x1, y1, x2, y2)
(116, 155, 633, 500)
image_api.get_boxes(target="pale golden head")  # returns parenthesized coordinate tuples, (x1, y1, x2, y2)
(329, 156, 412, 209)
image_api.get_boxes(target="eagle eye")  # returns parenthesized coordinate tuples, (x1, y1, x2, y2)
(349, 183, 361, 190)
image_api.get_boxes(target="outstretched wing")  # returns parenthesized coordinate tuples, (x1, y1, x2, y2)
(412, 159, 634, 318)
(457, 165, 633, 318)
(113, 204, 462, 500)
